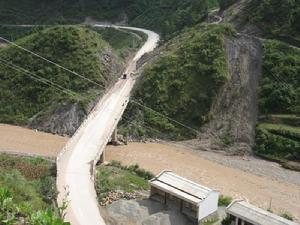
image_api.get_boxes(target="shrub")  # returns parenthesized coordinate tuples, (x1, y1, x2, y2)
(29, 208, 70, 225)
(280, 211, 294, 221)
(218, 195, 233, 206)
(221, 216, 233, 225)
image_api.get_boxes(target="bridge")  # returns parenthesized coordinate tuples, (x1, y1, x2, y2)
(56, 25, 159, 225)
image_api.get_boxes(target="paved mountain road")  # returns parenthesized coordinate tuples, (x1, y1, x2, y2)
(56, 25, 159, 225)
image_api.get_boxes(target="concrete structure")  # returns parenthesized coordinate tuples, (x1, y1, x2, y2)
(149, 170, 219, 224)
(226, 200, 299, 225)
(57, 25, 159, 225)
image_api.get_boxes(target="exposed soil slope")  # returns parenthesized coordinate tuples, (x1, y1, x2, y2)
(196, 34, 262, 153)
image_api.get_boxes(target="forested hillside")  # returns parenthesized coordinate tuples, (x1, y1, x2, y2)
(221, 0, 300, 46)
(0, 0, 210, 38)
(0, 26, 123, 135)
(255, 40, 300, 169)
(120, 24, 236, 140)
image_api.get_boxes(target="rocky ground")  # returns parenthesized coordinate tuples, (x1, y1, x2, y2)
(106, 142, 300, 221)
(100, 199, 196, 225)
(173, 141, 300, 186)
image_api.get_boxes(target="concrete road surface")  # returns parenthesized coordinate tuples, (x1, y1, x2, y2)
(57, 25, 159, 225)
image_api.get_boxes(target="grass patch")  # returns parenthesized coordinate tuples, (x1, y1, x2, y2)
(261, 114, 300, 127)
(0, 154, 66, 224)
(203, 218, 218, 225)
(255, 123, 300, 170)
(280, 211, 294, 221)
(218, 195, 232, 206)
(95, 161, 151, 200)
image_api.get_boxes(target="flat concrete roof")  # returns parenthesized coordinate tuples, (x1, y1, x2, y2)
(226, 200, 299, 225)
(150, 170, 216, 205)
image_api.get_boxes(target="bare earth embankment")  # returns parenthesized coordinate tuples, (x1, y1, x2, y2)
(0, 124, 299, 221)
(0, 124, 67, 157)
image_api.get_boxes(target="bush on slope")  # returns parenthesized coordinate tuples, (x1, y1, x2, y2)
(0, 26, 120, 126)
(120, 24, 236, 140)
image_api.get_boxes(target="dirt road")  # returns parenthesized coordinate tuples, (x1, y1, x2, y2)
(106, 142, 300, 221)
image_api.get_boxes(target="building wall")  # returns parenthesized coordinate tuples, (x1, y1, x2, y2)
(198, 191, 219, 221)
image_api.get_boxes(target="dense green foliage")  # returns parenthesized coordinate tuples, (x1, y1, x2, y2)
(218, 0, 237, 10)
(256, 38, 300, 170)
(0, 187, 69, 225)
(0, 26, 116, 125)
(218, 195, 233, 206)
(93, 27, 146, 59)
(0, 26, 45, 41)
(121, 24, 235, 140)
(259, 40, 300, 115)
(0, 0, 210, 38)
(247, 0, 300, 44)
(255, 123, 300, 164)
(95, 162, 150, 200)
(0, 154, 67, 224)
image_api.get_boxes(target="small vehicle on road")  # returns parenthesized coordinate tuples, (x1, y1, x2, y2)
(122, 73, 127, 79)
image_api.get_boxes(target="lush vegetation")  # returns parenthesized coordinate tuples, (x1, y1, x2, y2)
(0, 26, 46, 41)
(0, 154, 68, 224)
(0, 0, 211, 38)
(95, 161, 152, 200)
(218, 0, 237, 10)
(120, 24, 236, 140)
(255, 123, 300, 170)
(255, 39, 300, 170)
(247, 0, 300, 45)
(259, 40, 300, 114)
(93, 27, 146, 59)
(0, 26, 120, 125)
(218, 195, 233, 206)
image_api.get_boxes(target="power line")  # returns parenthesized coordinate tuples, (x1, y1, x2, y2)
(0, 34, 202, 136)
(0, 58, 82, 99)
(130, 99, 200, 135)
(0, 36, 106, 90)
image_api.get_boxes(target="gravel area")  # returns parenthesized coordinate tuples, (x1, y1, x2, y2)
(106, 142, 300, 221)
(169, 141, 300, 186)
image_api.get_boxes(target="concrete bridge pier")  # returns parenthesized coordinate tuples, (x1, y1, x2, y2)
(111, 128, 118, 145)
(99, 150, 106, 163)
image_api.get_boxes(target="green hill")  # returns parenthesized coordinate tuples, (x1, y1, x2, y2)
(247, 0, 300, 45)
(255, 39, 300, 169)
(0, 26, 123, 134)
(0, 0, 210, 38)
(120, 24, 236, 140)
(220, 0, 300, 46)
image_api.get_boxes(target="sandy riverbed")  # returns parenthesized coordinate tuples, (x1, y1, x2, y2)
(106, 143, 300, 221)
(0, 124, 68, 157)
(0, 124, 299, 221)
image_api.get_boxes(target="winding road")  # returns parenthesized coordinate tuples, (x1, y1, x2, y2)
(56, 25, 159, 225)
